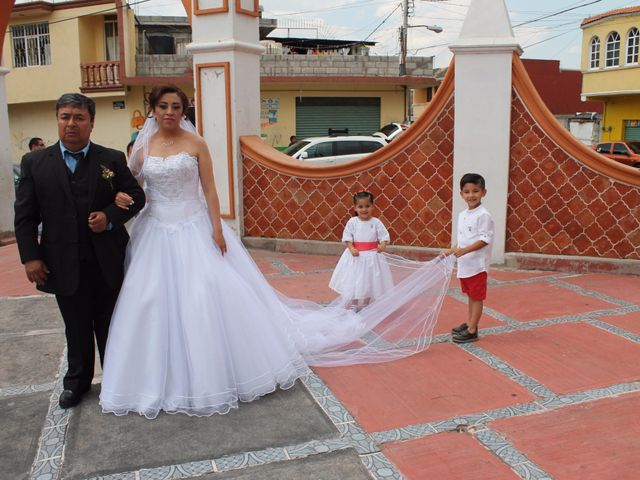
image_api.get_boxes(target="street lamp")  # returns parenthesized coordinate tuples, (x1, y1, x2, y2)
(399, 19, 443, 124)
(399, 23, 443, 76)
(409, 24, 443, 34)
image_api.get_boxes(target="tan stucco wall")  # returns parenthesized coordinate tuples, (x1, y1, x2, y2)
(78, 15, 104, 64)
(9, 95, 128, 161)
(123, 8, 137, 77)
(8, 83, 199, 162)
(259, 84, 405, 148)
(8, 101, 57, 163)
(4, 4, 113, 104)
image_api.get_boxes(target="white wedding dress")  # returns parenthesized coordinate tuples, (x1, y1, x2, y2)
(99, 151, 453, 419)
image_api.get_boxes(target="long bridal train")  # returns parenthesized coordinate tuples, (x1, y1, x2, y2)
(99, 138, 452, 420)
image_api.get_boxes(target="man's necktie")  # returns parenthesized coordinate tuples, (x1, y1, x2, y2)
(66, 151, 84, 173)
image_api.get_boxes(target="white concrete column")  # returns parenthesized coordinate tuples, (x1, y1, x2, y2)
(449, 0, 522, 264)
(0, 67, 15, 236)
(187, 1, 263, 233)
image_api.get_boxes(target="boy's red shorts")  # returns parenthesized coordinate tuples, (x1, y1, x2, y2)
(459, 271, 487, 301)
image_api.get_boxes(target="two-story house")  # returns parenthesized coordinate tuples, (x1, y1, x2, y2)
(4, 0, 148, 160)
(580, 6, 640, 142)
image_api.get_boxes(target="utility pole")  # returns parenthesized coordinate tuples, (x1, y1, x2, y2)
(399, 0, 409, 76)
(400, 0, 409, 123)
(399, 0, 442, 122)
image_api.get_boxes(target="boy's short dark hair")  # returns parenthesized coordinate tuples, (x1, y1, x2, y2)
(460, 173, 486, 190)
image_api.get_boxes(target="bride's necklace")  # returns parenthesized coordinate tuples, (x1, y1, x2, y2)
(160, 139, 175, 148)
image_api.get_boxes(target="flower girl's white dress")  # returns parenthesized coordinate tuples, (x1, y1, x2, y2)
(329, 216, 393, 302)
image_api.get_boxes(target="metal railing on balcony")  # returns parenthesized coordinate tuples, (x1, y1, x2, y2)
(80, 61, 122, 92)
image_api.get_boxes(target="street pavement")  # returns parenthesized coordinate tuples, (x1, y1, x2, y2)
(1, 241, 640, 480)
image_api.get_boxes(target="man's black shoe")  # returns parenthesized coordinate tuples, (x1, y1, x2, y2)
(58, 389, 84, 409)
(452, 329, 478, 343)
(451, 323, 468, 334)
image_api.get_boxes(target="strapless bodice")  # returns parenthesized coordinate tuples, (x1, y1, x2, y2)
(142, 152, 207, 223)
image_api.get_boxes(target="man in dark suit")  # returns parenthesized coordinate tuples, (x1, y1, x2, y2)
(14, 93, 145, 409)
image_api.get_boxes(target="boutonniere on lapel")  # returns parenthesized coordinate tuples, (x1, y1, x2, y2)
(100, 164, 115, 190)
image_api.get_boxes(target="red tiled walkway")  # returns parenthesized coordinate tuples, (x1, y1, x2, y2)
(0, 243, 40, 297)
(492, 392, 640, 480)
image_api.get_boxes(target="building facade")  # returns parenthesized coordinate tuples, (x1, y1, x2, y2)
(4, 0, 193, 162)
(4, 0, 438, 160)
(581, 6, 640, 142)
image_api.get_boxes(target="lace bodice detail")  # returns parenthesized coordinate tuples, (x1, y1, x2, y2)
(142, 152, 207, 223)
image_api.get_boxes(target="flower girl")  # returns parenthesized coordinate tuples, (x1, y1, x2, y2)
(329, 191, 394, 311)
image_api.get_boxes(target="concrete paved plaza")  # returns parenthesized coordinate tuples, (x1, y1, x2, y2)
(1, 242, 639, 479)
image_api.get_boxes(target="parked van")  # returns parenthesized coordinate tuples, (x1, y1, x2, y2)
(284, 136, 387, 165)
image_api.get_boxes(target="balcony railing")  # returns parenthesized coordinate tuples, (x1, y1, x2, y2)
(80, 61, 122, 92)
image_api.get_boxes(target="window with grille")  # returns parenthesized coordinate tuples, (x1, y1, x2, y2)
(11, 22, 51, 68)
(605, 31, 620, 67)
(589, 36, 600, 69)
(626, 27, 639, 65)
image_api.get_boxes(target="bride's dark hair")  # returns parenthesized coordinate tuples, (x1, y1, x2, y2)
(148, 84, 190, 113)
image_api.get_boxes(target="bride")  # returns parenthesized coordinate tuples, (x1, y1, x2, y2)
(99, 85, 453, 419)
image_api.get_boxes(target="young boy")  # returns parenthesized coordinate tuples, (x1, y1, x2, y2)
(446, 173, 495, 343)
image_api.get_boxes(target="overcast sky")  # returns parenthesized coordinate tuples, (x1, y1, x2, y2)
(131, 0, 637, 69)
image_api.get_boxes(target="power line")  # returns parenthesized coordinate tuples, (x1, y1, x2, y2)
(513, 0, 602, 28)
(523, 27, 580, 48)
(364, 3, 402, 42)
(412, 41, 451, 53)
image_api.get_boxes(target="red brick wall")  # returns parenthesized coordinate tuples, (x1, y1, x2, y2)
(507, 91, 640, 260)
(242, 96, 455, 248)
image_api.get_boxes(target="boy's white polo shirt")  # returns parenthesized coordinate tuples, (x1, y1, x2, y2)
(456, 205, 494, 279)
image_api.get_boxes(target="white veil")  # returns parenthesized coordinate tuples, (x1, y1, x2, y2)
(279, 253, 454, 366)
(126, 115, 454, 367)
(128, 115, 198, 180)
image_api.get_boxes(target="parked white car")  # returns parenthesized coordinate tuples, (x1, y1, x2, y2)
(372, 123, 408, 142)
(284, 135, 387, 165)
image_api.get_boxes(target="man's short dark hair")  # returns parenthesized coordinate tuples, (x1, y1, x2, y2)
(55, 93, 96, 121)
(460, 173, 486, 190)
(28, 137, 43, 150)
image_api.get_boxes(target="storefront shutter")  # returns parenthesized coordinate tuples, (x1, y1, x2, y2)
(624, 121, 640, 141)
(296, 97, 381, 139)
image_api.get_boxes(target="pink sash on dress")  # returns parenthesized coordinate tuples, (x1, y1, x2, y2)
(353, 242, 377, 252)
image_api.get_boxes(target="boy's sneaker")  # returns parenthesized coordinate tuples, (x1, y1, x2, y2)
(451, 323, 468, 334)
(452, 330, 478, 343)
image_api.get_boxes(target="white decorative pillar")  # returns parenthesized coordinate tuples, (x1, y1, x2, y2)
(0, 67, 15, 236)
(187, 0, 263, 233)
(449, 0, 522, 264)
